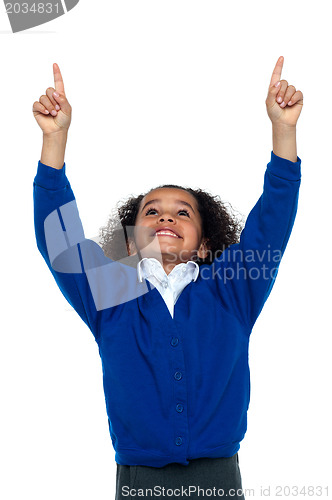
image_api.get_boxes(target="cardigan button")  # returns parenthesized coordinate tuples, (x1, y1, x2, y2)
(174, 371, 182, 380)
(176, 404, 184, 413)
(175, 437, 183, 446)
(170, 337, 179, 346)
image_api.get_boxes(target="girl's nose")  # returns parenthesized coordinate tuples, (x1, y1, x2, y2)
(159, 215, 174, 223)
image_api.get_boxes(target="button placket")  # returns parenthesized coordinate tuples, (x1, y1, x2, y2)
(146, 276, 189, 457)
(170, 333, 189, 454)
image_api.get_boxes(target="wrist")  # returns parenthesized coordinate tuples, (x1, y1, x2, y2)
(41, 131, 68, 170)
(43, 130, 68, 143)
(272, 122, 297, 134)
(272, 123, 297, 163)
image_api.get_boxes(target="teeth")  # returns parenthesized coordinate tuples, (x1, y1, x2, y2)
(156, 231, 178, 237)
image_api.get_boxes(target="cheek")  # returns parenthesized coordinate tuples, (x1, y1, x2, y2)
(134, 223, 153, 245)
(186, 224, 202, 243)
(134, 225, 144, 245)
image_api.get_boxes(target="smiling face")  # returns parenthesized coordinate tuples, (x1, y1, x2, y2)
(129, 187, 209, 274)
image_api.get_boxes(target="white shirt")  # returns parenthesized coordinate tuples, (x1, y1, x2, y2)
(137, 257, 199, 318)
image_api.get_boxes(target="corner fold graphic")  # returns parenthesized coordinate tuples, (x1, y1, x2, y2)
(64, 0, 79, 11)
(4, 0, 80, 33)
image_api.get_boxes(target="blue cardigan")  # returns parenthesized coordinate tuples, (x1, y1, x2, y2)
(33, 152, 301, 467)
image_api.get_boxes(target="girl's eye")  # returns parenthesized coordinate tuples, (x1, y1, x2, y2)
(145, 208, 158, 215)
(145, 207, 190, 217)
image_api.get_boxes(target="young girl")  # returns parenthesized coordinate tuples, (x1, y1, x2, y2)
(32, 56, 303, 499)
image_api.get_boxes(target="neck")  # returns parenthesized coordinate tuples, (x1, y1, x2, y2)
(146, 255, 191, 275)
(162, 261, 180, 275)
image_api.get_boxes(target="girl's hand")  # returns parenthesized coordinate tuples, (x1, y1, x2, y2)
(266, 56, 303, 128)
(32, 63, 72, 136)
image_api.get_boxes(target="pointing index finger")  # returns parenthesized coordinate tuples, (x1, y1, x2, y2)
(269, 56, 284, 87)
(53, 63, 65, 94)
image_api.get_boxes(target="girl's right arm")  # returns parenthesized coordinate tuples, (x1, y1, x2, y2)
(33, 64, 106, 341)
(33, 63, 71, 169)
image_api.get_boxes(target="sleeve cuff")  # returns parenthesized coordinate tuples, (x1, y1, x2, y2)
(34, 160, 68, 190)
(267, 150, 301, 181)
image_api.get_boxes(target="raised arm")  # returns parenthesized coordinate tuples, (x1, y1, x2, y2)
(213, 57, 303, 329)
(33, 64, 102, 339)
(33, 65, 149, 339)
(33, 63, 71, 169)
(266, 55, 303, 162)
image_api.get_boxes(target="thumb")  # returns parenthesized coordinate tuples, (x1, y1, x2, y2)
(52, 91, 72, 115)
(266, 81, 280, 108)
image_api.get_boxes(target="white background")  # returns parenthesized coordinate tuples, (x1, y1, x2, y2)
(1, 1, 331, 499)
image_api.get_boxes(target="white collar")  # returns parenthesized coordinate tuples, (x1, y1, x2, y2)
(137, 257, 199, 283)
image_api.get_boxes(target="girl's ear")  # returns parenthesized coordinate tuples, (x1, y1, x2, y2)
(197, 238, 210, 259)
(126, 238, 137, 257)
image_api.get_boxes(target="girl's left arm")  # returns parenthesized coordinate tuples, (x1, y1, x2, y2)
(266, 55, 303, 162)
(214, 57, 303, 329)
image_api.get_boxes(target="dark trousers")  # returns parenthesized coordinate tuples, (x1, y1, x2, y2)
(115, 453, 245, 499)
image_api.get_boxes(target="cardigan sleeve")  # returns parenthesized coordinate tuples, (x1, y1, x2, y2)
(33, 161, 109, 341)
(213, 151, 301, 329)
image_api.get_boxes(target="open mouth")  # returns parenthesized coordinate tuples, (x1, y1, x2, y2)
(154, 230, 180, 238)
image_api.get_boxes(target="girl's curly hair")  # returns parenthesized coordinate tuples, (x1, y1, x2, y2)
(98, 184, 245, 266)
